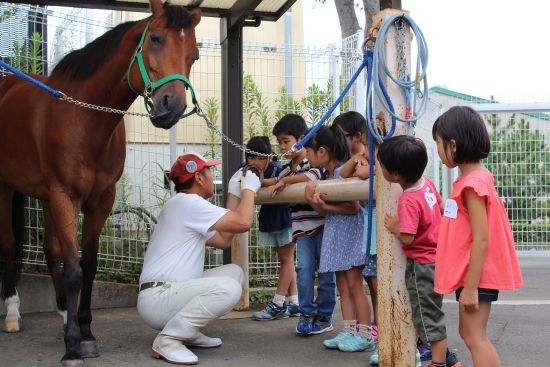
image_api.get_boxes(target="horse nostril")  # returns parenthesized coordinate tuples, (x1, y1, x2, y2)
(161, 93, 173, 110)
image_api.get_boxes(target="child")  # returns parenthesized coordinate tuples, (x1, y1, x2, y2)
(232, 136, 298, 321)
(271, 114, 336, 335)
(333, 111, 379, 340)
(432, 106, 523, 367)
(303, 125, 376, 353)
(376, 135, 460, 367)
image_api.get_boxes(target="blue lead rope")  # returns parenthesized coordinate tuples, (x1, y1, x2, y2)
(0, 60, 62, 99)
(294, 50, 371, 151)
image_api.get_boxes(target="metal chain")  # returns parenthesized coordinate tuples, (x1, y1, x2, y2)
(395, 18, 408, 80)
(195, 107, 293, 160)
(59, 93, 152, 117)
(58, 91, 294, 159)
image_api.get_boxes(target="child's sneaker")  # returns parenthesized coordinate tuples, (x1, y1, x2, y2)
(251, 300, 287, 321)
(369, 344, 379, 365)
(371, 324, 378, 342)
(310, 316, 334, 335)
(445, 349, 462, 367)
(295, 315, 313, 335)
(370, 345, 421, 365)
(337, 335, 375, 352)
(285, 302, 300, 317)
(417, 340, 432, 362)
(323, 331, 354, 349)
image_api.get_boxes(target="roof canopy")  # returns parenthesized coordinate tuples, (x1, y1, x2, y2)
(7, 0, 296, 22)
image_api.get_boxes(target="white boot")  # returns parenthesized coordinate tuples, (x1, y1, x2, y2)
(182, 331, 222, 348)
(151, 334, 198, 365)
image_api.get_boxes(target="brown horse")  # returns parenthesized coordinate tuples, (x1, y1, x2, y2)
(0, 1, 200, 365)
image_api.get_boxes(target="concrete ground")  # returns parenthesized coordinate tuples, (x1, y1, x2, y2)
(1, 255, 548, 367)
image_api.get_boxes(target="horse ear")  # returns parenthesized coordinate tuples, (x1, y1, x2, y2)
(189, 7, 202, 28)
(149, 0, 164, 17)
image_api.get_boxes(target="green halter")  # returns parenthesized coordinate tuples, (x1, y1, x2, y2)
(127, 19, 197, 118)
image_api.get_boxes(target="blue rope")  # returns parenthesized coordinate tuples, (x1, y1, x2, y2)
(0, 60, 62, 99)
(294, 50, 370, 150)
(367, 13, 429, 143)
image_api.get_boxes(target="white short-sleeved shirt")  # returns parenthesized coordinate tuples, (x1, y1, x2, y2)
(139, 193, 228, 284)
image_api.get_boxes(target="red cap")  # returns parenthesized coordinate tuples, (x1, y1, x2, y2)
(170, 152, 221, 185)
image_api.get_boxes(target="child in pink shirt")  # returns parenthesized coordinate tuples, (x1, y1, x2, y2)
(378, 135, 460, 367)
(432, 106, 523, 367)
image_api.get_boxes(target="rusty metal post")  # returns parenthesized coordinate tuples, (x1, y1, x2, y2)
(372, 8, 417, 367)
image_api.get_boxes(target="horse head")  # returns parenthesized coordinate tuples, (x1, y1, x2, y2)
(129, 0, 201, 129)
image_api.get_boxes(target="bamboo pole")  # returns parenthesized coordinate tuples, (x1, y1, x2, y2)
(373, 9, 417, 367)
(231, 231, 249, 310)
(255, 177, 370, 205)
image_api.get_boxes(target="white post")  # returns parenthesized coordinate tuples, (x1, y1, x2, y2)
(373, 9, 417, 367)
(330, 45, 340, 119)
(169, 125, 177, 195)
(355, 30, 366, 114)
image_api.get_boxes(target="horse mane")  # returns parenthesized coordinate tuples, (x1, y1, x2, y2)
(51, 2, 197, 81)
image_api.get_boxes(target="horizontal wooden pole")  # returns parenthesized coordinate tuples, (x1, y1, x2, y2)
(255, 177, 370, 205)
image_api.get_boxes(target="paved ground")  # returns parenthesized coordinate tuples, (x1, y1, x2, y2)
(1, 255, 548, 367)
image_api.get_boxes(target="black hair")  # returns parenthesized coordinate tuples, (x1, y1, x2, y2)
(303, 125, 350, 163)
(332, 111, 367, 136)
(272, 114, 308, 139)
(432, 106, 490, 163)
(377, 135, 428, 183)
(245, 136, 272, 160)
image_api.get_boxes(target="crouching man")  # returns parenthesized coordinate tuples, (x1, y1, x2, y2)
(137, 152, 261, 365)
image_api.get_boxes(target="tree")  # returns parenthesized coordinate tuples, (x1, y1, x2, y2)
(316, 0, 381, 39)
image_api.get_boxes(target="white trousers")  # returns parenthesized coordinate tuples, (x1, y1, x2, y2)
(137, 264, 243, 338)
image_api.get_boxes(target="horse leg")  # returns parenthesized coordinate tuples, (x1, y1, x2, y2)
(42, 203, 68, 325)
(47, 190, 83, 366)
(78, 187, 116, 358)
(0, 187, 24, 333)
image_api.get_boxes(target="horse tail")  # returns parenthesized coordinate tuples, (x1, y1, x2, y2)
(1, 192, 25, 299)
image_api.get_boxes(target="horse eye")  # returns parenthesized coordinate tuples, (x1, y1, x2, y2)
(150, 33, 162, 45)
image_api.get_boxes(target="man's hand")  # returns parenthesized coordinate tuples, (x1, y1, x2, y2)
(383, 212, 400, 235)
(228, 169, 244, 198)
(241, 170, 261, 193)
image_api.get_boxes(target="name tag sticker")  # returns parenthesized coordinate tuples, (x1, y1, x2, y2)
(443, 199, 458, 219)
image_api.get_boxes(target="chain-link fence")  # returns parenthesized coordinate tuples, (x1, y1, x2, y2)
(1, 3, 548, 286)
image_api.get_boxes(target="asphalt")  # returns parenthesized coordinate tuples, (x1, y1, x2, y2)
(1, 255, 549, 367)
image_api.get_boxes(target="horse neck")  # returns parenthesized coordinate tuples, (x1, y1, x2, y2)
(79, 20, 147, 128)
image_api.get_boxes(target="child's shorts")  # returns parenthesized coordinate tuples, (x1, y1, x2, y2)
(455, 287, 499, 302)
(362, 254, 377, 277)
(405, 258, 447, 344)
(258, 228, 293, 247)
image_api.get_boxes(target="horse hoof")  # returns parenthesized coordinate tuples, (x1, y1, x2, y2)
(2, 316, 22, 333)
(61, 359, 84, 367)
(81, 340, 99, 358)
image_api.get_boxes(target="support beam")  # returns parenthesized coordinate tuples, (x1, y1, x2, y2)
(228, 0, 262, 31)
(220, 18, 244, 268)
(256, 178, 370, 205)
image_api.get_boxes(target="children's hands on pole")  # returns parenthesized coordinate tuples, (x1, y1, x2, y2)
(383, 212, 400, 235)
(271, 179, 287, 197)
